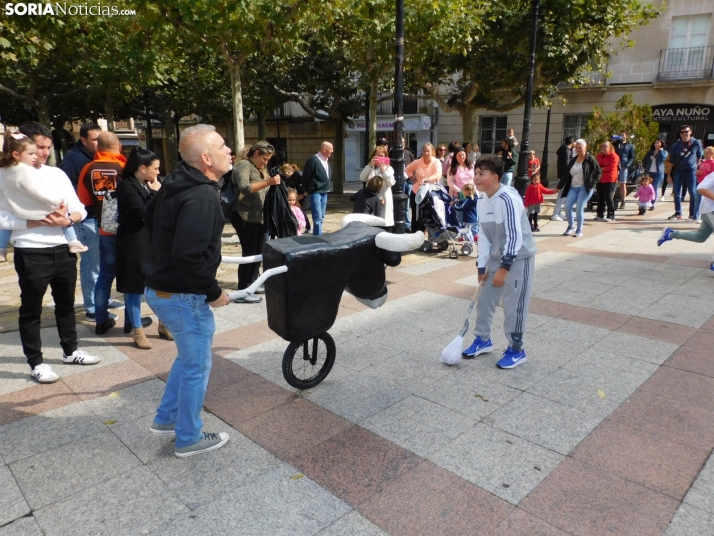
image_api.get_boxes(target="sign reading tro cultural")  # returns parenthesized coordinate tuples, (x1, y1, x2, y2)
(650, 103, 712, 123)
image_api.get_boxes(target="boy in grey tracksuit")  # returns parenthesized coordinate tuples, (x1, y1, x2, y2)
(462, 155, 537, 369)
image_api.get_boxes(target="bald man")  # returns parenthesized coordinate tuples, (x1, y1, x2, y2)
(302, 141, 333, 235)
(78, 131, 127, 333)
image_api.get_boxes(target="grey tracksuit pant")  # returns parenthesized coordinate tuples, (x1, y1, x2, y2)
(474, 255, 535, 351)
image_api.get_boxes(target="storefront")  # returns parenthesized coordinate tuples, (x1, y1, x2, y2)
(650, 103, 714, 147)
(344, 114, 432, 182)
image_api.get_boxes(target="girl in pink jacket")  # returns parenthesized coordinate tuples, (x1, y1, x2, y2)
(634, 176, 657, 215)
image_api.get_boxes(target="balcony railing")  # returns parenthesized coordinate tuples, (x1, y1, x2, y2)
(658, 46, 714, 81)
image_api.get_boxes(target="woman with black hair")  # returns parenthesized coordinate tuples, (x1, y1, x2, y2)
(116, 147, 170, 349)
(643, 139, 668, 209)
(497, 139, 518, 187)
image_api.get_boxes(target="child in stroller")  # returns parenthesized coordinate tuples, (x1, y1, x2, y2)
(416, 182, 471, 257)
(453, 183, 478, 255)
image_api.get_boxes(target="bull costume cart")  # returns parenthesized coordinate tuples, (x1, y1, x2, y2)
(222, 216, 424, 389)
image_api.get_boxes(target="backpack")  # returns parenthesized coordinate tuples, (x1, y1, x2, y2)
(100, 191, 120, 234)
(220, 173, 236, 221)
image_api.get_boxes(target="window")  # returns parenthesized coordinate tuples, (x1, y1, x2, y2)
(479, 116, 508, 154)
(562, 114, 590, 142)
(667, 16, 711, 73)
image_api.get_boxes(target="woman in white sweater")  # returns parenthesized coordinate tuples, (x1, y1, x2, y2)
(359, 145, 395, 226)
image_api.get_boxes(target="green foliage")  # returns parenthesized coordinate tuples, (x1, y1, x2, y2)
(583, 95, 659, 160)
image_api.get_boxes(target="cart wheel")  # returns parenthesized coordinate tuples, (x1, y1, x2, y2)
(461, 244, 473, 256)
(282, 333, 336, 389)
(419, 241, 430, 253)
(437, 240, 449, 251)
(449, 247, 459, 259)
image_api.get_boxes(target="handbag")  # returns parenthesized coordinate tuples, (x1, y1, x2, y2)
(220, 173, 236, 221)
(100, 191, 120, 234)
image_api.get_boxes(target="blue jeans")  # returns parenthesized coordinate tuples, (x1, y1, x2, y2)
(673, 168, 697, 216)
(501, 172, 513, 187)
(0, 229, 10, 250)
(76, 218, 100, 314)
(564, 186, 593, 233)
(649, 173, 664, 206)
(309, 193, 328, 235)
(404, 180, 412, 228)
(94, 234, 117, 324)
(146, 288, 215, 448)
(124, 293, 143, 329)
(694, 191, 702, 220)
(552, 190, 565, 218)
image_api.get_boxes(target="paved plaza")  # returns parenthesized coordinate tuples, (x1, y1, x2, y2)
(1, 196, 714, 535)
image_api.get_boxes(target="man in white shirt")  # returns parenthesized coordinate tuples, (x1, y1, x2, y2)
(301, 142, 333, 235)
(0, 122, 100, 384)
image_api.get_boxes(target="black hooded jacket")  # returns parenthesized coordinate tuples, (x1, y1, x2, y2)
(143, 161, 224, 302)
(264, 182, 298, 238)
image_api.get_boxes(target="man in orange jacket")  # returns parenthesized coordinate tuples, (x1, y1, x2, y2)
(77, 132, 126, 334)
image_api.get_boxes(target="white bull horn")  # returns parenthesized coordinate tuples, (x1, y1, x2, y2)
(375, 231, 425, 252)
(341, 213, 387, 228)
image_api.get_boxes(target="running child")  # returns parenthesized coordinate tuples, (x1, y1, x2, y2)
(524, 172, 555, 231)
(658, 165, 714, 271)
(634, 175, 656, 215)
(0, 132, 87, 262)
(453, 182, 478, 240)
(462, 155, 537, 369)
(287, 187, 306, 236)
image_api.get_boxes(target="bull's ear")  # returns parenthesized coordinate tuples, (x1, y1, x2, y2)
(375, 231, 424, 252)
(379, 250, 401, 267)
(341, 214, 387, 228)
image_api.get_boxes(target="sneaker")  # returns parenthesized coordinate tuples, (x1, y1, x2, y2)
(660, 195, 667, 202)
(254, 285, 266, 294)
(62, 349, 101, 365)
(497, 347, 527, 369)
(594, 216, 608, 222)
(710, 262, 714, 272)
(563, 227, 575, 236)
(550, 214, 563, 221)
(574, 231, 583, 238)
(619, 201, 626, 209)
(175, 432, 229, 458)
(462, 336, 494, 358)
(534, 227, 540, 232)
(657, 227, 675, 247)
(108, 300, 125, 310)
(232, 293, 262, 304)
(649, 206, 655, 211)
(95, 318, 116, 335)
(85, 312, 117, 322)
(150, 422, 176, 436)
(31, 363, 60, 383)
(667, 213, 683, 221)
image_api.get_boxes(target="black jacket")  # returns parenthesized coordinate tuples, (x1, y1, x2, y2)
(59, 142, 93, 189)
(350, 189, 383, 217)
(116, 176, 155, 294)
(144, 161, 224, 301)
(557, 153, 602, 196)
(264, 182, 299, 238)
(556, 144, 573, 180)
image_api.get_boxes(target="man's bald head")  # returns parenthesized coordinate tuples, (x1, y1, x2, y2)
(320, 141, 334, 159)
(179, 124, 232, 180)
(97, 131, 121, 152)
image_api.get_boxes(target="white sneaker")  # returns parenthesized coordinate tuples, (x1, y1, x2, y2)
(31, 363, 60, 383)
(67, 240, 89, 254)
(62, 349, 101, 365)
(661, 195, 667, 202)
(551, 215, 563, 221)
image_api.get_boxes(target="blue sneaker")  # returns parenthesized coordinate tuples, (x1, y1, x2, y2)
(497, 347, 527, 369)
(462, 336, 494, 358)
(710, 262, 714, 272)
(657, 227, 674, 247)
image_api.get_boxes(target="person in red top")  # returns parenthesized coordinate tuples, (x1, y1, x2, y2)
(524, 173, 555, 231)
(595, 140, 620, 222)
(527, 151, 540, 179)
(695, 146, 714, 221)
(77, 132, 126, 335)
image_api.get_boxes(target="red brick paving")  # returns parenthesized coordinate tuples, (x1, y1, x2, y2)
(0, 381, 80, 426)
(60, 359, 155, 401)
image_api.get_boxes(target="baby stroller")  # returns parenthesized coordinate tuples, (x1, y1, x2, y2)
(454, 222, 477, 257)
(415, 183, 465, 258)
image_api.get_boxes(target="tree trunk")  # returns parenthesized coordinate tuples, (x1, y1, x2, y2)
(462, 102, 479, 147)
(105, 93, 115, 132)
(224, 118, 236, 156)
(157, 106, 178, 172)
(35, 96, 56, 166)
(227, 61, 245, 153)
(257, 110, 267, 140)
(332, 117, 346, 194)
(368, 78, 379, 154)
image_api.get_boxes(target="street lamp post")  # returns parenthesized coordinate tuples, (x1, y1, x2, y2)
(514, 0, 541, 197)
(390, 0, 407, 233)
(143, 88, 154, 152)
(541, 103, 552, 182)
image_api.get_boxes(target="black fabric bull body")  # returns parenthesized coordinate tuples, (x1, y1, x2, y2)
(262, 221, 402, 342)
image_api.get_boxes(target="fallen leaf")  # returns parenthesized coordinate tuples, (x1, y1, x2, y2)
(534, 466, 541, 471)
(597, 389, 606, 399)
(290, 473, 304, 480)
(108, 391, 120, 398)
(474, 393, 489, 402)
(103, 420, 117, 425)
(505, 440, 513, 444)
(502, 483, 510, 488)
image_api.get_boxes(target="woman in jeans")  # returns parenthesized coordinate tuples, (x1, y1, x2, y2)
(230, 141, 281, 303)
(643, 139, 668, 209)
(558, 139, 602, 238)
(116, 147, 171, 348)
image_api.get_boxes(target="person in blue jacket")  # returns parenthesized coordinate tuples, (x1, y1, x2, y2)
(667, 125, 704, 221)
(642, 139, 668, 210)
